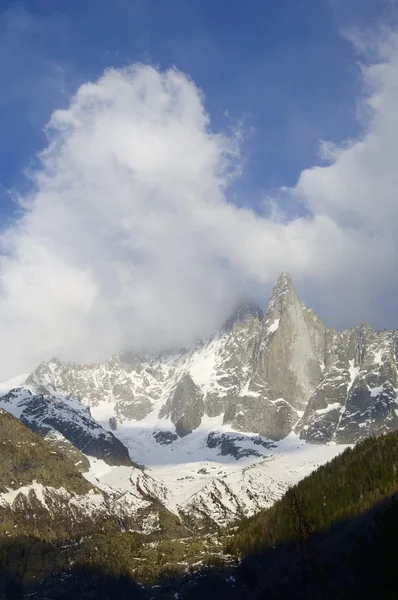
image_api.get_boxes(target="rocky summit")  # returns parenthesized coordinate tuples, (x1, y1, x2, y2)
(25, 273, 398, 445)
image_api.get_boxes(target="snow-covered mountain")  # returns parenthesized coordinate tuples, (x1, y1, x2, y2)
(26, 273, 398, 445)
(2, 273, 397, 528)
(0, 387, 132, 466)
(299, 322, 398, 443)
(0, 387, 346, 530)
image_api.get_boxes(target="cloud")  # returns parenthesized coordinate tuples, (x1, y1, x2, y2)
(1, 30, 398, 378)
(0, 64, 249, 377)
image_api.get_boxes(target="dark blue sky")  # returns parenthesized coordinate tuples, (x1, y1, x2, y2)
(0, 0, 390, 220)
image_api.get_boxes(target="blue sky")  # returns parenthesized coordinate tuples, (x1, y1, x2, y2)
(1, 0, 398, 376)
(0, 0, 386, 218)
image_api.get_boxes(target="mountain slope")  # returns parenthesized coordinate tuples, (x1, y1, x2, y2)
(26, 274, 398, 448)
(299, 323, 398, 443)
(0, 408, 186, 538)
(2, 421, 397, 598)
(0, 408, 91, 495)
(0, 407, 103, 538)
(228, 429, 398, 557)
(0, 387, 133, 466)
(219, 431, 398, 600)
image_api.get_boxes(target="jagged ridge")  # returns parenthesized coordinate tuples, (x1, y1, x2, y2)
(26, 273, 398, 444)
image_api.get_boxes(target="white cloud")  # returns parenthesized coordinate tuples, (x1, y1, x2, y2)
(1, 31, 398, 379)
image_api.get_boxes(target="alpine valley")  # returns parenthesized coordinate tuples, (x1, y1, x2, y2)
(1, 274, 398, 598)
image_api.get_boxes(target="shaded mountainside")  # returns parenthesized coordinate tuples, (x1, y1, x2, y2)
(228, 430, 398, 556)
(0, 388, 133, 467)
(0, 408, 91, 495)
(218, 430, 398, 599)
(27, 274, 398, 446)
(0, 407, 102, 539)
(0, 409, 187, 541)
(1, 429, 398, 598)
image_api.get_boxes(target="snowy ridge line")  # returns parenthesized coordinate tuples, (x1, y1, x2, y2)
(0, 480, 105, 514)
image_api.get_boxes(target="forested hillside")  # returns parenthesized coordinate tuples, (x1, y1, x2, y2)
(1, 420, 398, 598)
(223, 431, 398, 599)
(228, 431, 398, 556)
(0, 408, 91, 495)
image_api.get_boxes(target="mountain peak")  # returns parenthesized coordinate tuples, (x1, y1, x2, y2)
(266, 272, 298, 316)
(274, 272, 294, 291)
(223, 301, 263, 331)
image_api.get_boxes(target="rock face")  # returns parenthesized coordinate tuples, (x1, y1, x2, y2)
(206, 432, 276, 460)
(259, 274, 326, 409)
(0, 388, 133, 466)
(299, 324, 398, 443)
(160, 374, 205, 437)
(26, 274, 398, 444)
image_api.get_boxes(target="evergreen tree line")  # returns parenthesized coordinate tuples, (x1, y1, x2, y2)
(227, 431, 398, 557)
